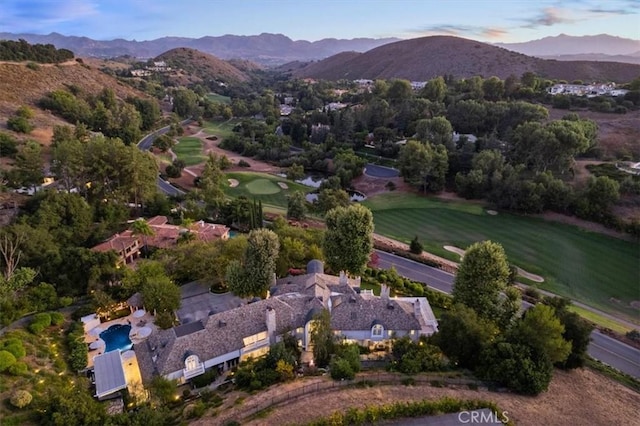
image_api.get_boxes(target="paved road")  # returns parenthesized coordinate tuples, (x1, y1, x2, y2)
(136, 121, 189, 197)
(376, 250, 640, 379)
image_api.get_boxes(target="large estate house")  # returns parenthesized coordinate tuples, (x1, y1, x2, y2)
(134, 260, 439, 384)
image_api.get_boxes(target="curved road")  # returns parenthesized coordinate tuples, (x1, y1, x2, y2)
(376, 250, 640, 379)
(136, 121, 191, 197)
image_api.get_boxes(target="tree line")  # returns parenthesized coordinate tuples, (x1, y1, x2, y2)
(0, 39, 74, 63)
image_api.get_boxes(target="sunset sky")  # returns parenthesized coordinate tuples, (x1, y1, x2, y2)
(1, 0, 638, 42)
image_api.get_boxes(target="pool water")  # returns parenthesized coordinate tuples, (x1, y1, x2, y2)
(100, 324, 133, 353)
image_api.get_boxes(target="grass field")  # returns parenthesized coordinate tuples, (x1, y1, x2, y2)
(364, 192, 640, 323)
(203, 119, 238, 139)
(174, 137, 206, 166)
(206, 93, 231, 104)
(224, 172, 312, 213)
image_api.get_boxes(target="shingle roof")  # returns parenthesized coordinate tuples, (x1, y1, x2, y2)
(331, 298, 421, 331)
(135, 295, 319, 381)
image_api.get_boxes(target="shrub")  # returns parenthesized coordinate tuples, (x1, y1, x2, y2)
(1, 340, 26, 358)
(8, 361, 28, 376)
(26, 62, 40, 71)
(0, 350, 17, 372)
(238, 159, 251, 167)
(10, 390, 32, 408)
(33, 313, 52, 327)
(385, 181, 396, 191)
(7, 116, 33, 133)
(330, 357, 355, 380)
(50, 312, 65, 326)
(409, 236, 423, 254)
(28, 322, 46, 334)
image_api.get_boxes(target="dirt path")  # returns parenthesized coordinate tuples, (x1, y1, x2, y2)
(195, 369, 639, 426)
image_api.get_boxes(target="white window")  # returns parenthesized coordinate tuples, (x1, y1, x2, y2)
(185, 355, 200, 371)
(372, 324, 384, 337)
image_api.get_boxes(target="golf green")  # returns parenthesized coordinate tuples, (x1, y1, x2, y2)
(246, 179, 281, 195)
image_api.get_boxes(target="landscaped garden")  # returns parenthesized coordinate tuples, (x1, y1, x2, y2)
(364, 192, 640, 322)
(173, 137, 207, 166)
(224, 172, 312, 213)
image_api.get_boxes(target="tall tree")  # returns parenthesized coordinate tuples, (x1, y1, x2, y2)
(287, 191, 306, 220)
(14, 140, 43, 191)
(542, 297, 594, 369)
(199, 153, 226, 217)
(310, 309, 334, 368)
(452, 241, 511, 321)
(434, 303, 499, 369)
(131, 218, 155, 256)
(398, 140, 448, 193)
(324, 204, 374, 276)
(508, 304, 571, 365)
(226, 229, 280, 298)
(420, 76, 447, 103)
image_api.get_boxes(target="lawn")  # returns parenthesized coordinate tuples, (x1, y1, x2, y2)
(224, 172, 313, 213)
(174, 137, 206, 166)
(203, 119, 238, 140)
(206, 93, 231, 104)
(364, 192, 640, 323)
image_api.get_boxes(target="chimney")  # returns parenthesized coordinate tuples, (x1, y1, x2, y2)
(380, 284, 390, 300)
(354, 276, 361, 289)
(339, 271, 347, 285)
(271, 272, 277, 287)
(266, 307, 277, 344)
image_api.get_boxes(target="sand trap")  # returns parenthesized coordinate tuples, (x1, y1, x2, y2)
(277, 182, 289, 189)
(486, 209, 498, 215)
(228, 179, 239, 188)
(444, 245, 466, 258)
(443, 245, 544, 282)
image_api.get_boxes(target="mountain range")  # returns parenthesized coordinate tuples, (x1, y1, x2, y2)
(2, 32, 639, 66)
(0, 32, 399, 66)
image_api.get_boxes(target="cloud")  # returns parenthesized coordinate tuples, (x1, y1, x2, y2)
(408, 24, 509, 40)
(0, 0, 99, 33)
(522, 7, 573, 28)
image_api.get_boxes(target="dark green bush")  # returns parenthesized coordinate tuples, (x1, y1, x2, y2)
(0, 350, 17, 372)
(50, 312, 65, 326)
(8, 361, 28, 376)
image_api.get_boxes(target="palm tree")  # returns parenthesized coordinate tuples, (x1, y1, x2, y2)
(131, 218, 155, 257)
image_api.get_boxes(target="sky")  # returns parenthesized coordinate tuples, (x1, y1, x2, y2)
(0, 0, 638, 43)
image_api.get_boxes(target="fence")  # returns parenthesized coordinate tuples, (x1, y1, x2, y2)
(221, 371, 491, 423)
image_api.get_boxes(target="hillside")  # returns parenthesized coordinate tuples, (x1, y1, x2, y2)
(293, 36, 640, 82)
(0, 61, 150, 145)
(155, 48, 250, 84)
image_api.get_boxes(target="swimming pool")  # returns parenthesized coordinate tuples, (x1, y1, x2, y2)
(99, 324, 133, 353)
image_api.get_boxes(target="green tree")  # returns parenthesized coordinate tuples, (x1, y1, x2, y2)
(287, 191, 307, 220)
(542, 297, 594, 369)
(227, 229, 280, 298)
(316, 188, 350, 215)
(452, 241, 511, 321)
(51, 134, 86, 192)
(324, 204, 374, 276)
(409, 235, 423, 254)
(131, 218, 155, 256)
(386, 79, 413, 104)
(508, 304, 571, 365)
(38, 383, 107, 426)
(398, 140, 448, 193)
(478, 340, 553, 395)
(286, 163, 305, 181)
(434, 304, 499, 369)
(482, 76, 505, 101)
(14, 140, 43, 190)
(415, 117, 454, 149)
(199, 153, 226, 217)
(420, 76, 447, 102)
(310, 309, 334, 368)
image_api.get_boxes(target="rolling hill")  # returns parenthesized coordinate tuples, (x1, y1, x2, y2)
(496, 34, 640, 57)
(292, 36, 640, 82)
(154, 47, 251, 84)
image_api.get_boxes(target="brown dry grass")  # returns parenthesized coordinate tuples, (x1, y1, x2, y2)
(237, 369, 639, 426)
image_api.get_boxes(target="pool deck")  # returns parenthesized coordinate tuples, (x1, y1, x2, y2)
(85, 310, 156, 369)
